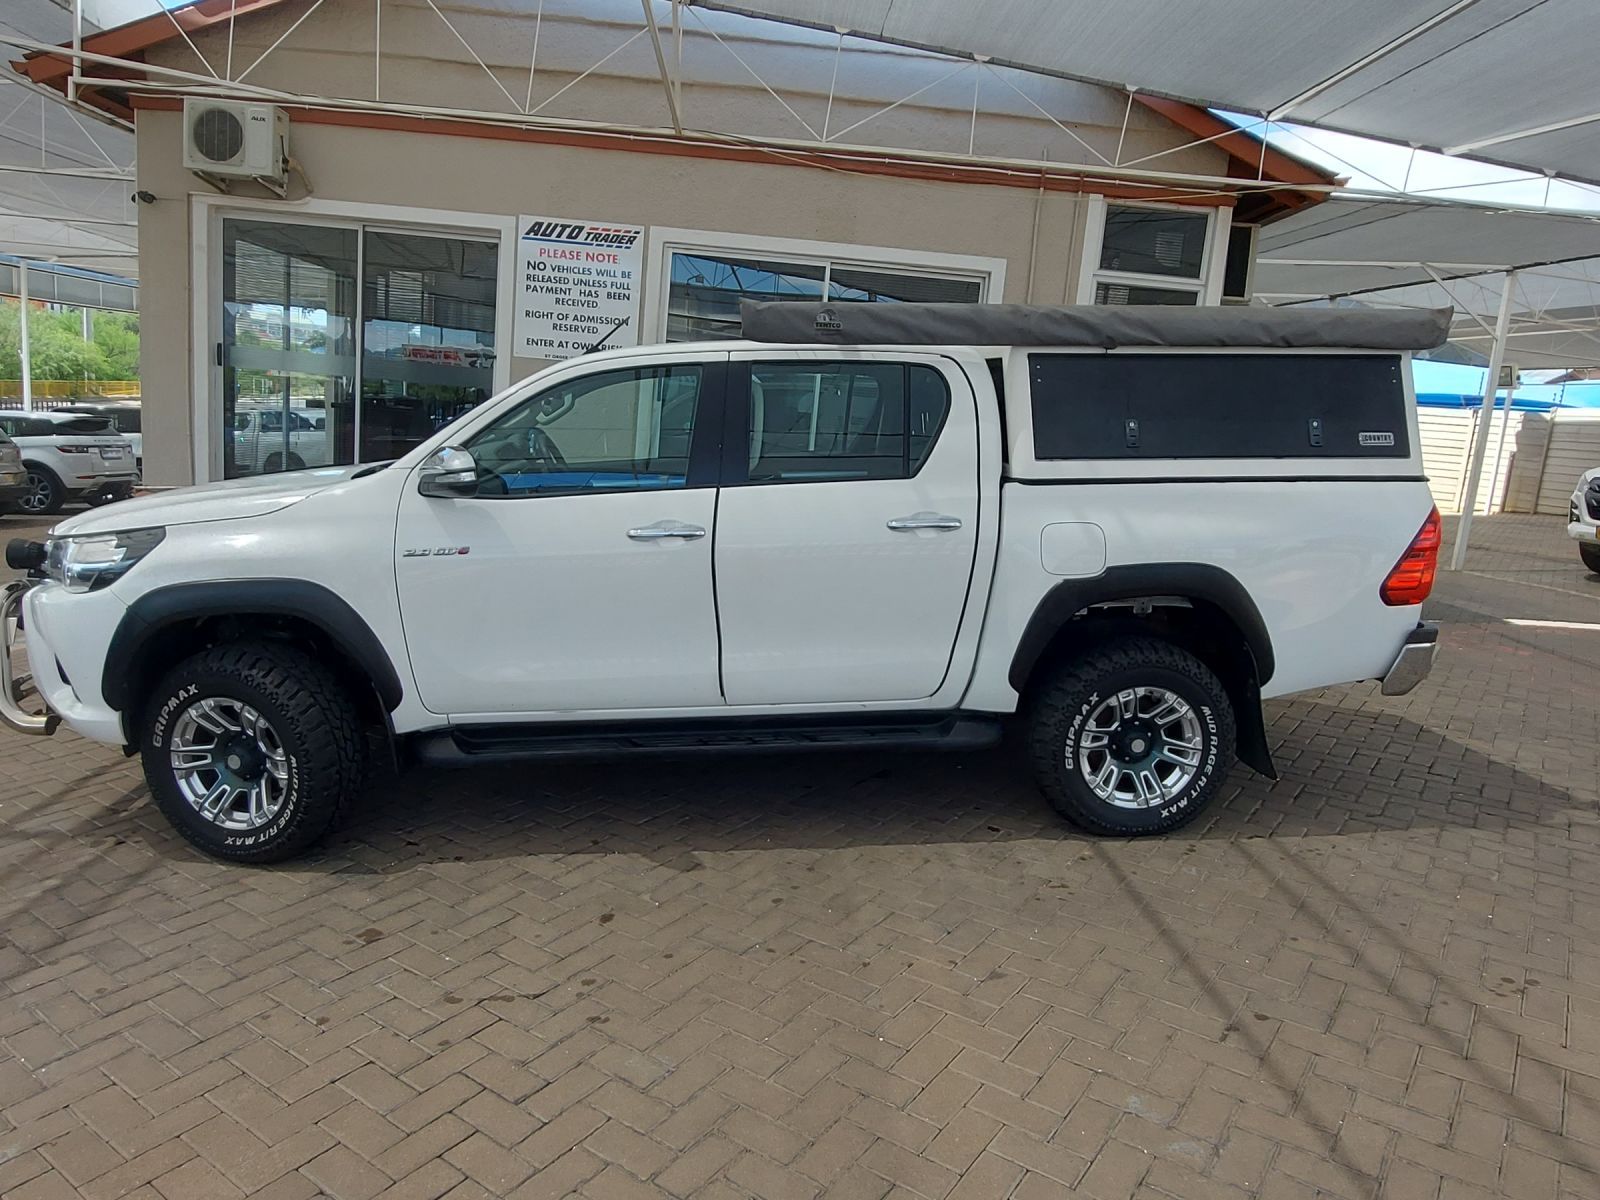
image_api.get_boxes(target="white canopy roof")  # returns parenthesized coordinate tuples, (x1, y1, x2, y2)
(694, 1, 1600, 185)
(1253, 197, 1600, 368)
(0, 0, 136, 279)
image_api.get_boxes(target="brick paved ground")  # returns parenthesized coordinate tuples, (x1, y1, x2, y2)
(2, 510, 1599, 1199)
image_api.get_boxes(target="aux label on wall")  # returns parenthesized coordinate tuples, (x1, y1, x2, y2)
(515, 215, 645, 360)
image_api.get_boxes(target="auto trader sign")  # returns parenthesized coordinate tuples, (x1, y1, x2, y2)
(514, 216, 645, 360)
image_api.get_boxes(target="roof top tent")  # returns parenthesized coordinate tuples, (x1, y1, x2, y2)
(738, 301, 1453, 350)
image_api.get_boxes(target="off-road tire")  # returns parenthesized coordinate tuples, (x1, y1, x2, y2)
(141, 640, 364, 863)
(1028, 637, 1236, 836)
(20, 464, 63, 515)
(1581, 542, 1600, 575)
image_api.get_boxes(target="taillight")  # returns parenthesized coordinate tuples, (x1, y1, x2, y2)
(1381, 507, 1441, 606)
(56, 444, 96, 455)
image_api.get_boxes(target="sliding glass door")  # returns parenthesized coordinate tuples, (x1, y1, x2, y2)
(218, 217, 499, 477)
(220, 220, 357, 479)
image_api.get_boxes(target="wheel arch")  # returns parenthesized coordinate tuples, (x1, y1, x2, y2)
(1009, 563, 1277, 779)
(105, 579, 404, 743)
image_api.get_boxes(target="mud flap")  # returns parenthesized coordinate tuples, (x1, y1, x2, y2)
(1233, 673, 1277, 780)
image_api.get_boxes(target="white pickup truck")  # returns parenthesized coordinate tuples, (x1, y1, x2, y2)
(2, 304, 1445, 863)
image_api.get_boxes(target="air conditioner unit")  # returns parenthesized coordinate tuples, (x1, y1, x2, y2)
(182, 99, 288, 187)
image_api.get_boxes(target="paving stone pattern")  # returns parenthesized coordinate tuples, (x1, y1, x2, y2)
(2, 513, 1599, 1198)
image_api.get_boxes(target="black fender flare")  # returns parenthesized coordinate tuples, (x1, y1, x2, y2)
(102, 579, 405, 715)
(1008, 563, 1277, 779)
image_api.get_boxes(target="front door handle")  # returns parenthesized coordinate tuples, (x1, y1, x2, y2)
(627, 521, 707, 540)
(887, 513, 962, 532)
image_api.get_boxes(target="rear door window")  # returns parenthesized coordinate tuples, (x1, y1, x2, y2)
(742, 361, 951, 483)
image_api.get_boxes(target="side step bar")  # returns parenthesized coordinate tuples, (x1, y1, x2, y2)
(412, 712, 1003, 766)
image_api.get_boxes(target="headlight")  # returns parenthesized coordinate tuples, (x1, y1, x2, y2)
(44, 528, 165, 593)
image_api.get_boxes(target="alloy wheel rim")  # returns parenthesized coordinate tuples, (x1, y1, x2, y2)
(1075, 686, 1204, 809)
(169, 697, 290, 830)
(20, 472, 50, 512)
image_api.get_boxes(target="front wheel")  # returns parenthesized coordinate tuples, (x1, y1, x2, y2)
(141, 641, 365, 863)
(1581, 542, 1600, 575)
(1028, 637, 1236, 836)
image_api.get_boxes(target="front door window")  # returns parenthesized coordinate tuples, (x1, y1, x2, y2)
(464, 365, 704, 496)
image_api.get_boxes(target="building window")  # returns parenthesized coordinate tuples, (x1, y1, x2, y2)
(1085, 202, 1214, 307)
(653, 231, 997, 342)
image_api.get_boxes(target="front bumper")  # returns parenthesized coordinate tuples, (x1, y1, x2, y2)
(1, 578, 127, 742)
(0, 582, 59, 735)
(1569, 520, 1599, 544)
(1380, 622, 1439, 696)
(64, 471, 138, 491)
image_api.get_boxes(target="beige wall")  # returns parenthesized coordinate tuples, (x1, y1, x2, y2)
(136, 113, 199, 489)
(134, 0, 1238, 485)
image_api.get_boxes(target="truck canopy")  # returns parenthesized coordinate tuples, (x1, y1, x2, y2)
(739, 301, 1452, 352)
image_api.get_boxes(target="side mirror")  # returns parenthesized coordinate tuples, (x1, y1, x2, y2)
(417, 446, 479, 498)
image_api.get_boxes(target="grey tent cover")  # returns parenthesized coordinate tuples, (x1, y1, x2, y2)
(740, 302, 1452, 350)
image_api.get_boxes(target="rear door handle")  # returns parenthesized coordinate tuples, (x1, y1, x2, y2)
(627, 521, 707, 540)
(887, 513, 962, 531)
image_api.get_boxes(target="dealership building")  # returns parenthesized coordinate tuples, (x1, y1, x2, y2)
(17, 0, 1333, 487)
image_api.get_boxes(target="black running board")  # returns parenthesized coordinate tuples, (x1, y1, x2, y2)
(411, 712, 1002, 766)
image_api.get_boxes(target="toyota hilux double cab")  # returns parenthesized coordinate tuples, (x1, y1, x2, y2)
(2, 304, 1446, 863)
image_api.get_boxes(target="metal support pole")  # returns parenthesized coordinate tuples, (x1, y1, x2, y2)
(17, 262, 32, 413)
(1450, 270, 1517, 570)
(69, 0, 83, 102)
(1485, 373, 1516, 514)
(642, 0, 684, 136)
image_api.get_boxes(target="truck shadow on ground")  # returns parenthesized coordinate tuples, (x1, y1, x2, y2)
(302, 692, 1588, 871)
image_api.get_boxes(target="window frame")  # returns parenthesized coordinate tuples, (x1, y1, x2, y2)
(1076, 197, 1232, 307)
(719, 358, 953, 487)
(456, 359, 729, 500)
(193, 194, 518, 484)
(643, 226, 1006, 344)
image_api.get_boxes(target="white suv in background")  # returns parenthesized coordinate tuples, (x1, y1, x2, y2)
(1571, 467, 1600, 574)
(0, 410, 138, 514)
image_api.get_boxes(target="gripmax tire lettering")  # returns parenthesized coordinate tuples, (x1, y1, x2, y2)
(140, 641, 364, 864)
(1028, 637, 1236, 836)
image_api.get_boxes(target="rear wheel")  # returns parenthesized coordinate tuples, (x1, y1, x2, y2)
(141, 641, 365, 863)
(19, 465, 63, 515)
(1581, 542, 1600, 575)
(262, 452, 306, 474)
(1028, 637, 1235, 836)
